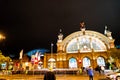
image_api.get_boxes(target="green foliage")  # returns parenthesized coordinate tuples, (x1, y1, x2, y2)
(0, 51, 12, 62)
(0, 50, 2, 55)
(110, 48, 120, 59)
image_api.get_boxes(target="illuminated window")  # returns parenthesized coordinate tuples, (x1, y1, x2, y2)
(83, 57, 91, 68)
(97, 57, 105, 66)
(69, 58, 77, 68)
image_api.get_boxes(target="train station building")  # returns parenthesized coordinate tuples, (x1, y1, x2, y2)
(43, 24, 115, 69)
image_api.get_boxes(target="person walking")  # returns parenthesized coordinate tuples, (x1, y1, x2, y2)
(88, 66, 94, 80)
(44, 71, 56, 80)
(44, 67, 56, 80)
(101, 66, 105, 74)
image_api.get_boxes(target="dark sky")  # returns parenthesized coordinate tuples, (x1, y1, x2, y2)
(0, 0, 120, 56)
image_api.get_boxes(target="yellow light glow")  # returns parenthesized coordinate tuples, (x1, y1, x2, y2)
(0, 34, 5, 40)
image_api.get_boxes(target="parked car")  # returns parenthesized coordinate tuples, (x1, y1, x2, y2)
(106, 70, 120, 80)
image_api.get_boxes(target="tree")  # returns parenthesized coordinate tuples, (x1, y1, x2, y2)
(0, 50, 12, 70)
(110, 48, 120, 68)
(0, 51, 6, 62)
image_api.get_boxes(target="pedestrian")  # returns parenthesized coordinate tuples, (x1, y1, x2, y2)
(79, 67, 82, 75)
(95, 65, 101, 74)
(44, 71, 56, 80)
(44, 67, 56, 80)
(101, 66, 105, 74)
(88, 66, 94, 80)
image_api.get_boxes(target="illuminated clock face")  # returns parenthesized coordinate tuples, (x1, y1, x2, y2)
(66, 35, 107, 53)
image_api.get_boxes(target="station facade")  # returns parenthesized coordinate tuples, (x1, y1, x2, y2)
(43, 25, 115, 69)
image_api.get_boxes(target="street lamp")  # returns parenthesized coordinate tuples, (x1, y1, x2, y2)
(0, 34, 6, 40)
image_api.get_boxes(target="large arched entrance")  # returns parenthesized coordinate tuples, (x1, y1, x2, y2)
(83, 57, 91, 68)
(69, 58, 77, 68)
(97, 56, 105, 66)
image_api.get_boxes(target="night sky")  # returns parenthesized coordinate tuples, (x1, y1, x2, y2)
(0, 0, 120, 56)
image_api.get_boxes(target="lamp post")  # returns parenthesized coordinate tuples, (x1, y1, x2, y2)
(50, 43, 54, 69)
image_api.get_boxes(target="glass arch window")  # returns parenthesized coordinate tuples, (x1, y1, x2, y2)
(97, 57, 105, 66)
(69, 58, 77, 68)
(83, 57, 91, 68)
(66, 35, 107, 53)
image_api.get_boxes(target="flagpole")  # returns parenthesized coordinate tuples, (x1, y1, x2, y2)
(50, 43, 53, 69)
(19, 49, 23, 74)
(51, 43, 53, 58)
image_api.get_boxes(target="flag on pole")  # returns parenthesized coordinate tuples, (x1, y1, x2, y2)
(38, 52, 41, 61)
(31, 55, 35, 64)
(19, 49, 23, 59)
(35, 51, 39, 58)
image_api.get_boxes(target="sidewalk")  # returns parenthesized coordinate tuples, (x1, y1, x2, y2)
(0, 74, 107, 80)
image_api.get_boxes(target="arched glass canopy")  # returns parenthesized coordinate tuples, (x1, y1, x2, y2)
(66, 35, 107, 53)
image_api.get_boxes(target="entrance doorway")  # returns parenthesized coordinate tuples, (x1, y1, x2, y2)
(97, 57, 105, 66)
(48, 58, 56, 69)
(83, 57, 91, 68)
(69, 58, 77, 68)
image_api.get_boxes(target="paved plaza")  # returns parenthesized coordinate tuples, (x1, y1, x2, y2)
(0, 74, 108, 80)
